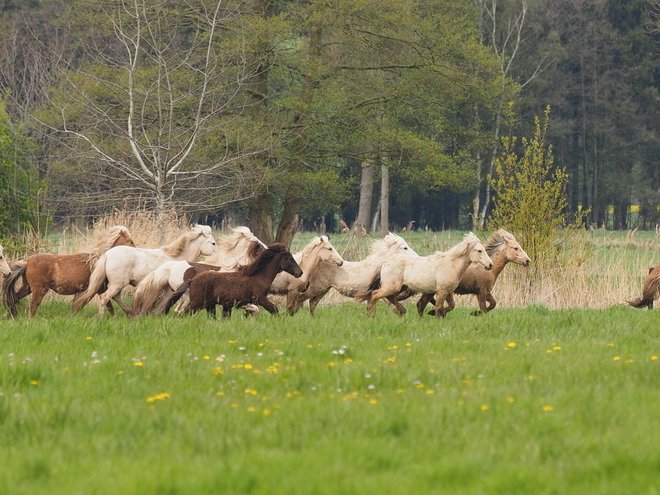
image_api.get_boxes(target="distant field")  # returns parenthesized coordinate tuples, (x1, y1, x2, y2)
(1, 303, 659, 494)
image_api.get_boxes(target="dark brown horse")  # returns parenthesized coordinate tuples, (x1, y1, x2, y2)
(628, 266, 660, 310)
(164, 243, 302, 318)
(2, 226, 135, 317)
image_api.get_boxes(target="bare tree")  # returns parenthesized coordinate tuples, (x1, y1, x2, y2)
(471, 0, 552, 229)
(36, 0, 273, 218)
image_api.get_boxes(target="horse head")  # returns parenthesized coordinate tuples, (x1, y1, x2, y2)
(0, 245, 11, 277)
(114, 227, 136, 248)
(313, 236, 344, 266)
(193, 225, 217, 257)
(465, 233, 493, 270)
(499, 230, 531, 266)
(268, 244, 303, 278)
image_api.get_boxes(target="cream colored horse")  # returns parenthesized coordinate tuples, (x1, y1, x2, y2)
(71, 225, 217, 316)
(270, 236, 344, 314)
(364, 232, 493, 317)
(288, 233, 417, 315)
(129, 226, 266, 317)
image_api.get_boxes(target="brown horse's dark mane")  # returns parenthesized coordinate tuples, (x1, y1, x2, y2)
(245, 240, 266, 261)
(240, 244, 288, 277)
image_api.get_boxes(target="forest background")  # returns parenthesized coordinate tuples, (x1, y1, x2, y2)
(1, 0, 660, 247)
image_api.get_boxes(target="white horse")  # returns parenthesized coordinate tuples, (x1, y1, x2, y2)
(71, 225, 217, 316)
(399, 229, 531, 315)
(288, 233, 418, 315)
(270, 236, 344, 314)
(129, 226, 267, 317)
(363, 232, 493, 317)
(0, 245, 12, 277)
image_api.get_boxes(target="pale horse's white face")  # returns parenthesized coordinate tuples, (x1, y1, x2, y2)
(469, 241, 493, 270)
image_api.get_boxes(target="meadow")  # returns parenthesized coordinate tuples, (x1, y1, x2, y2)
(2, 220, 660, 494)
(1, 303, 660, 494)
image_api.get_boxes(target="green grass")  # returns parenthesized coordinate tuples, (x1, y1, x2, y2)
(1, 301, 660, 494)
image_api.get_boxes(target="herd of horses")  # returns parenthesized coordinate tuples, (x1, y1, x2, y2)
(0, 223, 657, 319)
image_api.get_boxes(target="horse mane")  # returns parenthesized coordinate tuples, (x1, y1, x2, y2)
(484, 229, 515, 257)
(369, 233, 407, 256)
(78, 226, 132, 265)
(299, 236, 323, 260)
(436, 232, 480, 259)
(218, 226, 263, 254)
(161, 224, 212, 257)
(240, 243, 288, 276)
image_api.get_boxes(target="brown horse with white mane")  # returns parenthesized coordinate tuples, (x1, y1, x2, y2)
(2, 226, 135, 317)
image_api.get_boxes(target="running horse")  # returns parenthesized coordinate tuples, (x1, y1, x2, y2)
(164, 243, 302, 318)
(359, 232, 493, 317)
(2, 226, 135, 317)
(71, 225, 217, 316)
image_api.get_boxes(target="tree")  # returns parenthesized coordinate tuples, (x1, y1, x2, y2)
(38, 0, 272, 218)
(488, 106, 580, 265)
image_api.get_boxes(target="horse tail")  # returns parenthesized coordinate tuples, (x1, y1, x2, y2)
(163, 281, 191, 315)
(354, 272, 381, 302)
(2, 263, 28, 317)
(628, 270, 660, 309)
(71, 253, 108, 312)
(129, 270, 166, 317)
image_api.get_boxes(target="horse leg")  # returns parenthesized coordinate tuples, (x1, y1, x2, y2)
(308, 290, 329, 316)
(222, 305, 232, 319)
(257, 296, 279, 315)
(484, 291, 496, 312)
(28, 285, 49, 318)
(111, 293, 131, 315)
(96, 283, 125, 317)
(433, 290, 449, 318)
(386, 294, 406, 315)
(417, 293, 434, 316)
(206, 303, 217, 318)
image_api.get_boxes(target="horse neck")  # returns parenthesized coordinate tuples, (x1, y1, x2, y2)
(174, 236, 206, 261)
(254, 253, 289, 286)
(488, 250, 509, 280)
(296, 247, 324, 282)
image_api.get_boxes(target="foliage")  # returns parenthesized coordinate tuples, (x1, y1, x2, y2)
(488, 105, 586, 268)
(0, 95, 39, 237)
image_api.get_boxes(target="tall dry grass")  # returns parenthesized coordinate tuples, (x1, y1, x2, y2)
(56, 209, 190, 254)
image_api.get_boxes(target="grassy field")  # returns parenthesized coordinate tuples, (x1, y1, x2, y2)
(4, 222, 660, 493)
(1, 301, 660, 494)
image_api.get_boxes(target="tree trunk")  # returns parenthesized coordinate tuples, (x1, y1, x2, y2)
(248, 192, 274, 244)
(275, 24, 323, 248)
(356, 161, 374, 233)
(380, 162, 389, 237)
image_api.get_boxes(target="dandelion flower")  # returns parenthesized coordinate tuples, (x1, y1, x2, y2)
(480, 404, 489, 411)
(134, 361, 143, 367)
(506, 397, 515, 403)
(614, 356, 621, 361)
(30, 380, 38, 386)
(542, 405, 554, 412)
(508, 342, 516, 348)
(652, 356, 658, 361)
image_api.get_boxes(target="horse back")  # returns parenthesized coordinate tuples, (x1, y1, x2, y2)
(26, 253, 92, 294)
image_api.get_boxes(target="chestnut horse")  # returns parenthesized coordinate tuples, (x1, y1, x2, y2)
(360, 232, 493, 317)
(628, 266, 660, 309)
(164, 244, 302, 318)
(406, 229, 531, 315)
(2, 226, 135, 317)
